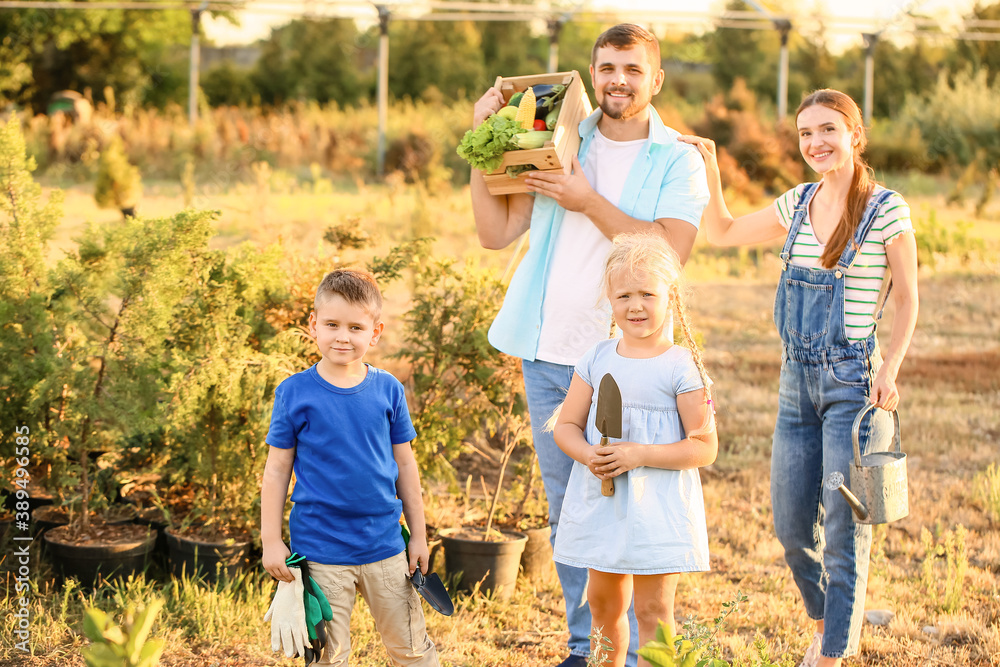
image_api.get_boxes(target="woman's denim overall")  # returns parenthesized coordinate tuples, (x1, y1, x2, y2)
(770, 183, 895, 658)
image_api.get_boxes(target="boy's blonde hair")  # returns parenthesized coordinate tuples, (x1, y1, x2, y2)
(315, 269, 383, 321)
(603, 232, 715, 436)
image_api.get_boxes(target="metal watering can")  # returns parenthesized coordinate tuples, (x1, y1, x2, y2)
(825, 403, 908, 524)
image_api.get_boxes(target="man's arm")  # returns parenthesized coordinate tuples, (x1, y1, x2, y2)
(468, 86, 536, 249)
(471, 171, 535, 249)
(523, 154, 700, 263)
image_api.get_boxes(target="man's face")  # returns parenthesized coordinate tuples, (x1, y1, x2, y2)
(590, 44, 664, 121)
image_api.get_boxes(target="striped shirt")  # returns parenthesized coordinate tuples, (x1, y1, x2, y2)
(774, 183, 913, 341)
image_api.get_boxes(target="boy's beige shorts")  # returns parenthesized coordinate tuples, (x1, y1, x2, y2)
(307, 551, 440, 666)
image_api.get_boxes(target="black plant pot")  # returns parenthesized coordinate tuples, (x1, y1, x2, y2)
(43, 525, 156, 587)
(135, 507, 169, 566)
(165, 528, 251, 584)
(439, 528, 528, 600)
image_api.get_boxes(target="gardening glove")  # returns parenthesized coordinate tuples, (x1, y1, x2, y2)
(287, 554, 333, 665)
(263, 567, 310, 659)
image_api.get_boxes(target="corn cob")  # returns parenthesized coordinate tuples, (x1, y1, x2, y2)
(515, 87, 536, 130)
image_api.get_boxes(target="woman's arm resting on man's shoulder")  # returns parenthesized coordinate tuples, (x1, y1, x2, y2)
(677, 135, 787, 247)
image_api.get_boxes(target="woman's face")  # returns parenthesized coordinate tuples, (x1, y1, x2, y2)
(796, 104, 861, 175)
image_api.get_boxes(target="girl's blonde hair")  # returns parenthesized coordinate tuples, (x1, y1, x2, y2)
(603, 231, 715, 436)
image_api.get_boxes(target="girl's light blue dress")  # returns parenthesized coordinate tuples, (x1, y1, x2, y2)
(553, 339, 710, 575)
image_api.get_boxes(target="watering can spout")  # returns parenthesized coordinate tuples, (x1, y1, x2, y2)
(825, 472, 869, 522)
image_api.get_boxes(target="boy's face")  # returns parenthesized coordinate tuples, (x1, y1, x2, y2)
(308, 294, 383, 372)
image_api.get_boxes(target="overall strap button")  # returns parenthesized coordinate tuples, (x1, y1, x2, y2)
(835, 269, 843, 279)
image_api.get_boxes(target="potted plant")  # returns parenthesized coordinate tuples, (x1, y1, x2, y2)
(0, 115, 61, 547)
(34, 207, 216, 586)
(162, 243, 304, 582)
(393, 256, 532, 598)
(437, 354, 534, 599)
(500, 449, 554, 584)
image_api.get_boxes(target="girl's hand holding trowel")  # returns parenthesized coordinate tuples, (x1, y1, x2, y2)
(591, 442, 642, 480)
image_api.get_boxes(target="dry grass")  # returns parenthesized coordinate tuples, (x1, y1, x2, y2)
(3, 180, 998, 667)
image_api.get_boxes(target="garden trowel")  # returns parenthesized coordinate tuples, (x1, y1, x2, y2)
(596, 373, 622, 497)
(410, 569, 455, 616)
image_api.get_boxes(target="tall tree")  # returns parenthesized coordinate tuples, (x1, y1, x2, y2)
(388, 20, 486, 101)
(0, 4, 192, 112)
(251, 18, 367, 106)
(953, 2, 1000, 85)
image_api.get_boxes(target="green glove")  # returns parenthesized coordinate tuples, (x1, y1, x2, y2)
(286, 553, 333, 666)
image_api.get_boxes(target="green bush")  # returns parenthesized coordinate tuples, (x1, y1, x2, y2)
(866, 120, 931, 173)
(94, 136, 142, 217)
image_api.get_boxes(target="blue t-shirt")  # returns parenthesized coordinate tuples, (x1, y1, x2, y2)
(265, 364, 417, 565)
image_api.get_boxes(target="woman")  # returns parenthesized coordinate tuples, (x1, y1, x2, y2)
(679, 89, 918, 667)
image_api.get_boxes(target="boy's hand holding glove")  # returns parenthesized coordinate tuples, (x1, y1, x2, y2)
(264, 567, 310, 658)
(264, 553, 333, 665)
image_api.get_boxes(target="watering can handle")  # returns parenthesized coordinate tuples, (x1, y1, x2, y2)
(851, 403, 902, 467)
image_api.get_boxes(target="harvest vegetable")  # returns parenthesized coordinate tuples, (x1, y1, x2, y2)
(512, 130, 553, 150)
(497, 106, 519, 121)
(533, 119, 547, 132)
(456, 114, 526, 172)
(545, 105, 560, 131)
(515, 87, 537, 130)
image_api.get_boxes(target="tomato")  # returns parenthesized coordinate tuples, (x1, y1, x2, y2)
(533, 119, 547, 132)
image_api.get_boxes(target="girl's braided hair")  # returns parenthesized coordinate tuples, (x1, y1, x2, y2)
(602, 231, 716, 436)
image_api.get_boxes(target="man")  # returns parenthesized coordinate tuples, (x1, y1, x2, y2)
(470, 23, 709, 667)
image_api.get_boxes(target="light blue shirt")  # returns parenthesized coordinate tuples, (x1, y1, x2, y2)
(487, 107, 710, 362)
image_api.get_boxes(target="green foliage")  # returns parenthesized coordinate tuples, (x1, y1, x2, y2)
(456, 113, 526, 173)
(201, 62, 257, 108)
(900, 68, 1000, 171)
(0, 114, 62, 450)
(912, 209, 986, 268)
(920, 525, 970, 613)
(972, 462, 1000, 524)
(82, 597, 165, 667)
(94, 136, 142, 215)
(952, 3, 1000, 86)
(478, 18, 548, 81)
(36, 209, 215, 529)
(392, 251, 510, 481)
(388, 20, 486, 102)
(0, 5, 192, 112)
(587, 626, 615, 667)
(163, 242, 303, 539)
(251, 18, 366, 107)
(634, 591, 790, 667)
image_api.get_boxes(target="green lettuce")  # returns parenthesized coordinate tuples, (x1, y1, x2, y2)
(456, 115, 526, 173)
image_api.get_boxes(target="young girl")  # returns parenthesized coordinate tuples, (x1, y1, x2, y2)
(679, 89, 918, 667)
(553, 232, 718, 667)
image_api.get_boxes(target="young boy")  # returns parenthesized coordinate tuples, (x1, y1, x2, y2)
(261, 268, 439, 666)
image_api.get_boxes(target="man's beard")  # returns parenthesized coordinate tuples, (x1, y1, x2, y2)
(599, 87, 645, 121)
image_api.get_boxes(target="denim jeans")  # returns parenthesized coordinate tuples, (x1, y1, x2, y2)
(771, 344, 892, 658)
(522, 359, 639, 666)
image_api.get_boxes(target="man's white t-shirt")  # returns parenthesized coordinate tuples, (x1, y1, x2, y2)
(535, 128, 645, 365)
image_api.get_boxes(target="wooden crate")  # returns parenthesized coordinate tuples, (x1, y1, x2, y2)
(482, 70, 593, 196)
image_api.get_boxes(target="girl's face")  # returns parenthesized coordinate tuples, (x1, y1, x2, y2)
(796, 104, 861, 175)
(609, 269, 673, 344)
